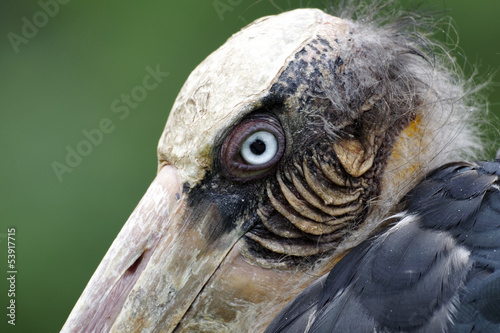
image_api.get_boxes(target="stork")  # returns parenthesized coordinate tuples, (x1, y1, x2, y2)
(62, 5, 500, 332)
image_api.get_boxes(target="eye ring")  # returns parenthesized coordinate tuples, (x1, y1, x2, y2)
(220, 116, 285, 181)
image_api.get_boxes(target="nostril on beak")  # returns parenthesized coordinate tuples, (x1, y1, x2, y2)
(126, 252, 145, 275)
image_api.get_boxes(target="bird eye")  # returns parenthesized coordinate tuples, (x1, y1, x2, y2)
(240, 131, 278, 165)
(220, 117, 285, 181)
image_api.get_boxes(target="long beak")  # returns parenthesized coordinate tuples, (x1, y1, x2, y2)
(62, 165, 315, 332)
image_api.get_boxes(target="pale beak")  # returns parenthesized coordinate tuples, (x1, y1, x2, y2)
(62, 165, 313, 332)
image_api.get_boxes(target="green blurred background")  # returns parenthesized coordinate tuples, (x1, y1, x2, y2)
(0, 0, 498, 332)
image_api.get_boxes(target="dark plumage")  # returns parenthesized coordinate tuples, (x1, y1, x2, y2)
(266, 161, 500, 332)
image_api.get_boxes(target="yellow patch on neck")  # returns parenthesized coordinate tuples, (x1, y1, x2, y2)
(384, 113, 426, 190)
(402, 113, 423, 139)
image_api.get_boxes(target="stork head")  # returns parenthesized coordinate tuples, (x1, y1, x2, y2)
(62, 8, 480, 332)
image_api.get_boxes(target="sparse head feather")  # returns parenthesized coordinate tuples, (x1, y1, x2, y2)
(328, 2, 486, 246)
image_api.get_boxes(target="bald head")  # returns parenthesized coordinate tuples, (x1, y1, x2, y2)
(159, 9, 351, 185)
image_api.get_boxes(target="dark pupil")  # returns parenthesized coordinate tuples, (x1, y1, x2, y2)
(250, 139, 266, 155)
